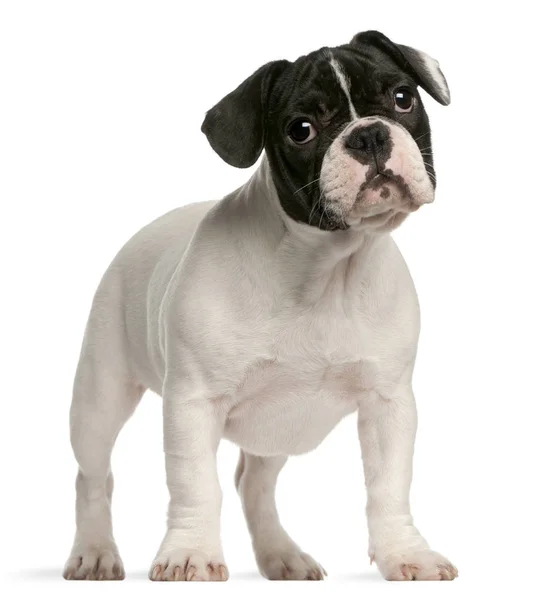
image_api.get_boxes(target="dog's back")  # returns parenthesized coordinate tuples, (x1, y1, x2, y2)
(80, 200, 216, 393)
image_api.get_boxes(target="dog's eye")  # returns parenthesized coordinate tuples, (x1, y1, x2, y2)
(394, 88, 414, 113)
(288, 119, 317, 144)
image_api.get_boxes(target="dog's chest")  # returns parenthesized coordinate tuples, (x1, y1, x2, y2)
(223, 312, 378, 456)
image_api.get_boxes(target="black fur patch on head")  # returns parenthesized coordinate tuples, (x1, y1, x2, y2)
(202, 31, 448, 230)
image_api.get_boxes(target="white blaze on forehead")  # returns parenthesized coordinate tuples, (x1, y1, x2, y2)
(328, 56, 358, 121)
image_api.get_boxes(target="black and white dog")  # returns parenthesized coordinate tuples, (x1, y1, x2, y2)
(64, 30, 456, 582)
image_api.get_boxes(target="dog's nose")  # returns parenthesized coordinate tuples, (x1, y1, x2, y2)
(345, 123, 391, 156)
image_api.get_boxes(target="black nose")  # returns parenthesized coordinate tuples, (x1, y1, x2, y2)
(345, 122, 391, 156)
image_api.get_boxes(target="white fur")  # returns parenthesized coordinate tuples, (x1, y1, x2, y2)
(64, 154, 456, 581)
(329, 55, 359, 121)
(419, 51, 451, 105)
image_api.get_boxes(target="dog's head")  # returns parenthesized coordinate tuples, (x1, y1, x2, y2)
(202, 30, 450, 232)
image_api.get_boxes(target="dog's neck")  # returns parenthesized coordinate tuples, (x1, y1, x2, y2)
(235, 155, 386, 306)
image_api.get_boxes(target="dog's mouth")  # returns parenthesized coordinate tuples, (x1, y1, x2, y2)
(319, 154, 433, 232)
(342, 207, 404, 230)
(325, 173, 422, 230)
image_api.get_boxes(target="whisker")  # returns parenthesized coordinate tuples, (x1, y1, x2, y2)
(318, 207, 325, 230)
(308, 197, 320, 225)
(318, 190, 327, 230)
(308, 186, 326, 225)
(414, 132, 431, 143)
(294, 177, 321, 196)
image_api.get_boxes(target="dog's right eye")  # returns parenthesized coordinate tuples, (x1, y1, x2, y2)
(288, 119, 317, 144)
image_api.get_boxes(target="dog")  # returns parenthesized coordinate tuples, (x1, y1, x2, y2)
(63, 29, 456, 582)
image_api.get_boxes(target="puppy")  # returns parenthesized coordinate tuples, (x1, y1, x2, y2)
(63, 30, 456, 582)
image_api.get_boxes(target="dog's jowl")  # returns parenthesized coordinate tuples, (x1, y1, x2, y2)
(63, 30, 457, 582)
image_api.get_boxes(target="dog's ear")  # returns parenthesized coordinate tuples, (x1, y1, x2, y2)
(201, 60, 290, 168)
(351, 30, 450, 106)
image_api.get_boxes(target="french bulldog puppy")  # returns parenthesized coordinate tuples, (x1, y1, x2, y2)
(63, 30, 456, 582)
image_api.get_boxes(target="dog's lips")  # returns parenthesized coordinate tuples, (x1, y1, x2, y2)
(343, 191, 427, 229)
(343, 207, 398, 228)
(343, 183, 423, 227)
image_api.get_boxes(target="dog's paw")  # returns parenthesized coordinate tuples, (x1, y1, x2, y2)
(374, 549, 457, 581)
(257, 549, 326, 581)
(63, 545, 125, 580)
(149, 549, 228, 582)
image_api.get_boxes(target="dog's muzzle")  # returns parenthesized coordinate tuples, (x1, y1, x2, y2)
(319, 117, 434, 229)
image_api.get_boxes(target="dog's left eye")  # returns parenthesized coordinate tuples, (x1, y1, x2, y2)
(288, 119, 317, 144)
(394, 88, 414, 113)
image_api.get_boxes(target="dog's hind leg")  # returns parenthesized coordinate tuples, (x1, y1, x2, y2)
(63, 338, 144, 580)
(235, 451, 327, 580)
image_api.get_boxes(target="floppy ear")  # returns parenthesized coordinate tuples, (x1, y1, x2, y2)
(351, 30, 450, 106)
(201, 60, 290, 168)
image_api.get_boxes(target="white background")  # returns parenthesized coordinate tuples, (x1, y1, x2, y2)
(1, 1, 557, 598)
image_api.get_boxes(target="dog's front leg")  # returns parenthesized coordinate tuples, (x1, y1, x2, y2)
(150, 378, 228, 582)
(358, 386, 457, 581)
